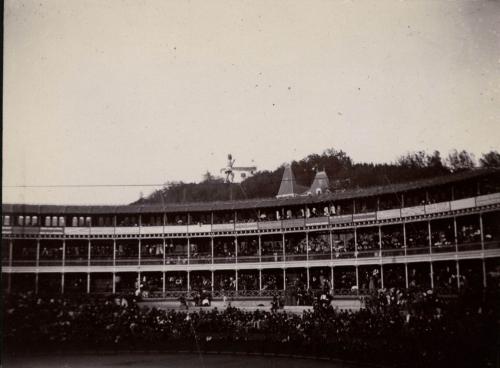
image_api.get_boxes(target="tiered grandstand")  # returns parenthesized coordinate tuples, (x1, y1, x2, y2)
(2, 167, 500, 300)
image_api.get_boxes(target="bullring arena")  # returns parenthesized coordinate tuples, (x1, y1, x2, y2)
(3, 167, 500, 367)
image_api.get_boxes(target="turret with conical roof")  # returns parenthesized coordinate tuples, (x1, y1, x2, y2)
(304, 170, 330, 196)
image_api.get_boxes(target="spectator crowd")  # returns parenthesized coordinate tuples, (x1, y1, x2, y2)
(3, 287, 499, 368)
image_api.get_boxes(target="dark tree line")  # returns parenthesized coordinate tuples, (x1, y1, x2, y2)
(133, 149, 500, 205)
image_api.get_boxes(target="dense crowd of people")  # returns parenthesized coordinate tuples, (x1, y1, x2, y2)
(3, 288, 499, 368)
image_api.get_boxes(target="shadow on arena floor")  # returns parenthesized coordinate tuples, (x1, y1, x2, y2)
(2, 352, 377, 368)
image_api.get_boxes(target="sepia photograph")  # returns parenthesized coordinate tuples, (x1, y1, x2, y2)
(2, 0, 500, 367)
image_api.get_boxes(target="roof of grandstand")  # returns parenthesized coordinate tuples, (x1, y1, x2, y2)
(3, 168, 498, 215)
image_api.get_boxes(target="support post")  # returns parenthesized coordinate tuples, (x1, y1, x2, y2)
(482, 259, 487, 288)
(87, 273, 91, 294)
(479, 213, 485, 250)
(258, 235, 262, 263)
(138, 238, 141, 266)
(36, 239, 40, 268)
(430, 262, 434, 289)
(282, 233, 286, 262)
(211, 270, 214, 292)
(379, 226, 383, 289)
(113, 239, 116, 267)
(404, 263, 409, 289)
(354, 226, 358, 258)
(8, 239, 13, 268)
(235, 236, 238, 263)
(61, 273, 65, 294)
(88, 239, 91, 267)
(331, 266, 334, 294)
(428, 220, 432, 254)
(453, 216, 458, 253)
(259, 269, 262, 292)
(380, 264, 384, 289)
(211, 237, 214, 264)
(329, 231, 333, 260)
(306, 267, 310, 290)
(7, 239, 13, 293)
(283, 268, 286, 291)
(403, 222, 407, 257)
(306, 231, 309, 261)
(235, 269, 238, 291)
(355, 266, 359, 293)
(62, 240, 66, 267)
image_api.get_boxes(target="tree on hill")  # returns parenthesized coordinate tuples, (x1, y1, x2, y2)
(480, 150, 500, 168)
(446, 150, 476, 172)
(133, 148, 478, 205)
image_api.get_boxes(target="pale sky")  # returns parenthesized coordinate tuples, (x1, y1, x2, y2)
(3, 0, 500, 205)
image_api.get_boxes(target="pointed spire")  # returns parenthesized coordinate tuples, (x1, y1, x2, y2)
(276, 163, 299, 198)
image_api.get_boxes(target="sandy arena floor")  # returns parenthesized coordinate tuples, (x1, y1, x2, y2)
(3, 352, 364, 368)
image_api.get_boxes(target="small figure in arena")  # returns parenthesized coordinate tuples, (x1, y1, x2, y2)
(179, 294, 188, 310)
(193, 291, 201, 307)
(201, 289, 211, 306)
(271, 295, 279, 313)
